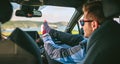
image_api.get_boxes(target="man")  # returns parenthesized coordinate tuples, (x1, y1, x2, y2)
(41, 1, 105, 64)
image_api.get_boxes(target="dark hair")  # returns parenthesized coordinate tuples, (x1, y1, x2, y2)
(0, 0, 13, 23)
(83, 1, 105, 24)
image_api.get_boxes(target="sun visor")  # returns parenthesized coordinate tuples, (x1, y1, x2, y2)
(102, 0, 120, 18)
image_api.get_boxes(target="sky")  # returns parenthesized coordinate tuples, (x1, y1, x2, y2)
(10, 3, 75, 23)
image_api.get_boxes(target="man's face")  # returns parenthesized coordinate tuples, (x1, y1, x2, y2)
(81, 13, 99, 38)
(82, 13, 94, 38)
(82, 19, 93, 38)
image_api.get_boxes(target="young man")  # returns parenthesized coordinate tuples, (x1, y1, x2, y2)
(41, 1, 105, 64)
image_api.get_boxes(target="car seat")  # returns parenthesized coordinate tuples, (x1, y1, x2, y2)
(0, 28, 42, 64)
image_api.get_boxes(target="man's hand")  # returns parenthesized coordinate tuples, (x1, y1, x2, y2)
(41, 20, 51, 34)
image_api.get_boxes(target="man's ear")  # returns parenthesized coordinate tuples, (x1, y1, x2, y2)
(91, 21, 99, 31)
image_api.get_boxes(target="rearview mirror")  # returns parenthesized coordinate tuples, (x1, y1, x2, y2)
(15, 9, 42, 17)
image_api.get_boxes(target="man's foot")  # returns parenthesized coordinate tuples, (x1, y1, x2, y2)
(41, 20, 51, 34)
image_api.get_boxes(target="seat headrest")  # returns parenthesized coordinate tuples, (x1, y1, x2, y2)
(0, 0, 13, 24)
(102, 0, 120, 18)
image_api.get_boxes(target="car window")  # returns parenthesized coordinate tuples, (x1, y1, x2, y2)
(1, 3, 75, 36)
(71, 24, 79, 34)
(114, 16, 120, 24)
(71, 15, 84, 35)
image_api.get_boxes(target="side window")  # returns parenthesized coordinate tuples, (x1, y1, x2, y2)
(71, 24, 79, 34)
(71, 15, 84, 35)
(114, 16, 120, 24)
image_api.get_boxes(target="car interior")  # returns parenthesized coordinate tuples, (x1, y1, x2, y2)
(0, 0, 120, 64)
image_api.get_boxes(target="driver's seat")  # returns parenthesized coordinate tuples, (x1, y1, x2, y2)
(4, 28, 42, 64)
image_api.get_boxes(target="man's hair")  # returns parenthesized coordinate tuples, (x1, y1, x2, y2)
(83, 1, 105, 24)
(0, 0, 13, 23)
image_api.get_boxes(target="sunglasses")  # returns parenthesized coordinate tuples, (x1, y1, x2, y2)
(79, 19, 93, 26)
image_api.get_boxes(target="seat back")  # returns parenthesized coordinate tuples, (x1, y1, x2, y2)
(102, 0, 120, 18)
(5, 28, 42, 64)
(0, 40, 38, 64)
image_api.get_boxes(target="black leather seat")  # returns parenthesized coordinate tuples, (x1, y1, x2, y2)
(4, 28, 42, 64)
(0, 39, 39, 64)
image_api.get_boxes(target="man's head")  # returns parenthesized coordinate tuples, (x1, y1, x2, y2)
(81, 1, 105, 38)
(0, 0, 13, 23)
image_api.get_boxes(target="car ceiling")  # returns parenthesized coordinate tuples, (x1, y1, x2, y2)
(10, 0, 120, 18)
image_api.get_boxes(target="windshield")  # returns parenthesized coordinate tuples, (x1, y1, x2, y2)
(1, 3, 75, 36)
